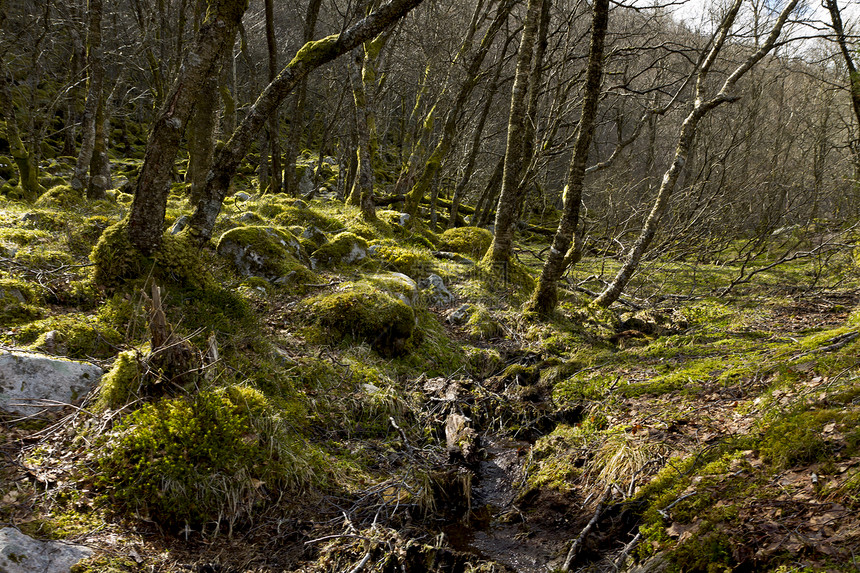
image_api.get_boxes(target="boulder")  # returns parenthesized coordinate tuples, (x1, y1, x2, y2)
(419, 274, 454, 306)
(438, 226, 493, 259)
(216, 226, 314, 279)
(365, 272, 419, 306)
(0, 528, 93, 573)
(311, 232, 368, 266)
(0, 350, 103, 415)
(446, 303, 473, 325)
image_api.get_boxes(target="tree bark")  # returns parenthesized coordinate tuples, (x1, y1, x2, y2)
(594, 0, 800, 307)
(484, 0, 543, 263)
(264, 0, 281, 193)
(283, 0, 323, 196)
(824, 0, 860, 176)
(127, 0, 249, 254)
(0, 70, 45, 201)
(188, 0, 427, 243)
(72, 0, 103, 193)
(404, 0, 513, 219)
(187, 71, 220, 205)
(526, 0, 608, 317)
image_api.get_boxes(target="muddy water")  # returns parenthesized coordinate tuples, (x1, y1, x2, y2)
(443, 436, 575, 572)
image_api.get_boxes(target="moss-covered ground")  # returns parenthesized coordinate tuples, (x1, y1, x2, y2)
(1, 173, 859, 572)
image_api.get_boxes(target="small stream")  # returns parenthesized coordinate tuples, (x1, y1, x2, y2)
(443, 436, 575, 572)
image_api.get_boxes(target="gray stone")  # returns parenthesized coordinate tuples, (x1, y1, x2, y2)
(432, 251, 475, 265)
(0, 350, 103, 416)
(234, 191, 251, 202)
(419, 274, 454, 306)
(367, 272, 418, 306)
(169, 215, 189, 235)
(398, 213, 410, 227)
(298, 169, 314, 198)
(446, 303, 473, 325)
(0, 528, 93, 573)
(237, 212, 264, 224)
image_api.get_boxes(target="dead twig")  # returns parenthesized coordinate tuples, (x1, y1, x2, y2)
(562, 486, 611, 571)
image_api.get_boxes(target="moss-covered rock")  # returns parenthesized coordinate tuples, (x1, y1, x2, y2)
(216, 225, 317, 284)
(19, 210, 67, 231)
(16, 314, 123, 359)
(439, 226, 493, 259)
(0, 155, 14, 179)
(273, 205, 341, 232)
(35, 184, 84, 209)
(96, 350, 141, 409)
(95, 388, 321, 529)
(368, 243, 435, 276)
(0, 278, 45, 324)
(311, 232, 368, 266)
(303, 283, 416, 356)
(91, 222, 211, 289)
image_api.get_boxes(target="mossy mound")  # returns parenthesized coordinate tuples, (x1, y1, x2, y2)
(311, 232, 368, 266)
(0, 278, 45, 324)
(369, 243, 435, 276)
(0, 228, 51, 247)
(15, 313, 123, 359)
(19, 210, 68, 231)
(273, 205, 341, 232)
(35, 184, 84, 209)
(0, 155, 14, 179)
(95, 388, 322, 529)
(216, 225, 317, 285)
(303, 282, 416, 356)
(439, 226, 493, 259)
(96, 350, 141, 409)
(91, 222, 211, 289)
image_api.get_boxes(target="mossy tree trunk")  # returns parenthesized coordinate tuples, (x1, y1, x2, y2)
(71, 0, 104, 194)
(348, 27, 388, 220)
(824, 0, 860, 179)
(188, 0, 427, 243)
(187, 71, 220, 206)
(264, 0, 281, 194)
(392, 64, 433, 197)
(475, 155, 504, 226)
(127, 0, 249, 254)
(87, 94, 112, 200)
(0, 70, 45, 202)
(448, 34, 511, 229)
(404, 0, 513, 220)
(526, 0, 608, 317)
(484, 0, 543, 264)
(594, 0, 800, 307)
(283, 0, 323, 197)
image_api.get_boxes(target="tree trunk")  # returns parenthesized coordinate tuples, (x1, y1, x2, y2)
(484, 0, 543, 263)
(264, 0, 281, 193)
(187, 72, 219, 206)
(476, 155, 504, 226)
(283, 0, 323, 196)
(127, 0, 249, 254)
(187, 0, 427, 243)
(72, 0, 103, 192)
(824, 0, 860, 176)
(526, 0, 608, 317)
(404, 0, 512, 220)
(594, 0, 800, 307)
(87, 93, 111, 200)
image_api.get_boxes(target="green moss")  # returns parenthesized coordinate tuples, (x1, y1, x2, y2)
(759, 408, 844, 469)
(91, 223, 211, 289)
(272, 205, 341, 232)
(34, 184, 84, 209)
(0, 277, 45, 324)
(370, 243, 435, 276)
(311, 232, 368, 266)
(19, 209, 68, 231)
(216, 225, 317, 284)
(303, 282, 415, 356)
(0, 227, 50, 246)
(288, 34, 339, 68)
(439, 226, 493, 259)
(96, 351, 141, 410)
(95, 388, 323, 529)
(466, 305, 503, 339)
(14, 247, 76, 269)
(15, 314, 123, 359)
(71, 556, 138, 573)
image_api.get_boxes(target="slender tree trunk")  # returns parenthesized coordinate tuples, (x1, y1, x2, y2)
(404, 0, 512, 219)
(188, 0, 427, 243)
(127, 0, 250, 254)
(72, 0, 103, 192)
(526, 0, 608, 317)
(476, 155, 504, 226)
(283, 0, 323, 196)
(264, 0, 281, 193)
(347, 43, 379, 220)
(594, 0, 800, 307)
(824, 0, 860, 176)
(0, 71, 44, 201)
(87, 92, 111, 200)
(484, 0, 543, 263)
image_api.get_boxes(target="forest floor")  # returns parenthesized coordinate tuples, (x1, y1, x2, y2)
(1, 178, 860, 572)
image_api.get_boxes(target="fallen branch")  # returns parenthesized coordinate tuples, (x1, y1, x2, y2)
(791, 331, 858, 361)
(562, 486, 611, 571)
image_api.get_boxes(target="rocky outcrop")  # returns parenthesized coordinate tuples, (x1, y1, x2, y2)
(0, 527, 93, 573)
(0, 350, 103, 415)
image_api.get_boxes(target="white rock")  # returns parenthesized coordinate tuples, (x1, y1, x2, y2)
(0, 350, 103, 416)
(0, 527, 93, 573)
(419, 274, 454, 306)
